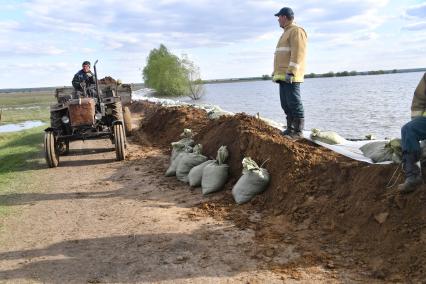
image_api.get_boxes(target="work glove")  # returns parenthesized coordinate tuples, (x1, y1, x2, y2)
(285, 73, 294, 84)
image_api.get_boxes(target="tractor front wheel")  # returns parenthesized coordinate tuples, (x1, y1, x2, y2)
(44, 131, 59, 167)
(113, 124, 126, 161)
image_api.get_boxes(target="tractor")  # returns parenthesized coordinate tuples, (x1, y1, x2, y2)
(44, 60, 132, 167)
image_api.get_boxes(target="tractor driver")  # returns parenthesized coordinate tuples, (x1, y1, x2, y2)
(72, 61, 96, 97)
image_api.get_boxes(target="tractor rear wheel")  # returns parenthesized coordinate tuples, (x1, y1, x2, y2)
(113, 124, 126, 161)
(44, 131, 59, 167)
(111, 102, 123, 121)
(123, 106, 132, 136)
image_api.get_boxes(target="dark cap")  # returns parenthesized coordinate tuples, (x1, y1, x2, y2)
(82, 61, 91, 66)
(274, 7, 294, 18)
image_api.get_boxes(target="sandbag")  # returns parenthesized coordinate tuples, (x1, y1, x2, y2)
(188, 160, 215, 187)
(360, 138, 402, 163)
(310, 128, 346, 145)
(165, 152, 188, 177)
(201, 163, 229, 194)
(207, 106, 234, 120)
(232, 157, 270, 204)
(171, 142, 193, 161)
(176, 144, 207, 183)
(170, 129, 194, 161)
(201, 146, 230, 195)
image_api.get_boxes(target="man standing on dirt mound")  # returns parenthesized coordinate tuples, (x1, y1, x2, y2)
(398, 72, 426, 193)
(72, 61, 96, 97)
(273, 7, 308, 139)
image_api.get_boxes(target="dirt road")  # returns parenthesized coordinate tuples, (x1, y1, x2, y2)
(0, 132, 370, 283)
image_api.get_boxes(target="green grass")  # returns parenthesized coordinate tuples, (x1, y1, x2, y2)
(0, 91, 52, 226)
(0, 91, 55, 124)
(0, 126, 46, 218)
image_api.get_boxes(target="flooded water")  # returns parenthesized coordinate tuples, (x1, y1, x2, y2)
(0, 120, 45, 133)
(138, 72, 423, 139)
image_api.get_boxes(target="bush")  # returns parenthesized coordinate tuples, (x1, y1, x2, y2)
(182, 54, 205, 100)
(143, 45, 204, 99)
(143, 44, 189, 97)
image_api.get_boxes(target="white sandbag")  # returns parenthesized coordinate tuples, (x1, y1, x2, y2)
(232, 157, 270, 204)
(188, 160, 215, 187)
(310, 128, 346, 145)
(176, 144, 207, 183)
(201, 146, 230, 195)
(165, 152, 188, 177)
(360, 138, 402, 163)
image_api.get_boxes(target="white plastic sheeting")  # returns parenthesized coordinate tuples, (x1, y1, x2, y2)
(302, 132, 392, 164)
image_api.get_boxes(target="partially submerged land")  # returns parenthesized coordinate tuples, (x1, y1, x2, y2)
(0, 99, 424, 282)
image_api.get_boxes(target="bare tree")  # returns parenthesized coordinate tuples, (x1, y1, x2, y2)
(182, 55, 205, 100)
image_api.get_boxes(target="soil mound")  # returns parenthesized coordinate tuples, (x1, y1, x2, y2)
(133, 101, 210, 146)
(132, 101, 426, 281)
(99, 76, 117, 84)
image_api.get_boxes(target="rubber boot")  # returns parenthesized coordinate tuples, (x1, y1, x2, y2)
(398, 152, 423, 194)
(281, 116, 293, 136)
(289, 117, 304, 139)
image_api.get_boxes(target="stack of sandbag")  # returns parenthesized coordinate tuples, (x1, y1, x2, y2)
(165, 129, 194, 177)
(310, 128, 346, 145)
(176, 144, 208, 183)
(166, 148, 193, 176)
(232, 157, 270, 204)
(360, 138, 402, 163)
(202, 146, 230, 195)
(171, 129, 194, 161)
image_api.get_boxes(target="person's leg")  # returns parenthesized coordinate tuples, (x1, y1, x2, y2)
(286, 83, 305, 138)
(279, 82, 293, 135)
(399, 117, 426, 193)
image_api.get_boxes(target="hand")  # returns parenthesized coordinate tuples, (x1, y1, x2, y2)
(285, 73, 294, 84)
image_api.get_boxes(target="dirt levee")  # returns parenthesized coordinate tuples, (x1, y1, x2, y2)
(133, 100, 426, 281)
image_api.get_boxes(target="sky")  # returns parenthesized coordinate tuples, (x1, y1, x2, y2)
(0, 0, 425, 88)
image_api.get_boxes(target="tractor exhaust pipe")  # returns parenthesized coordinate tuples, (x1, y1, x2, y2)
(93, 59, 101, 102)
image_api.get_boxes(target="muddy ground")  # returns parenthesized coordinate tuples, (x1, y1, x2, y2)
(0, 102, 424, 283)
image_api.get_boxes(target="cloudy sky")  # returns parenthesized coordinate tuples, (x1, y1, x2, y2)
(0, 0, 425, 88)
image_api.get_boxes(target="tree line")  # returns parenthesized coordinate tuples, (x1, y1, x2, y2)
(260, 69, 397, 80)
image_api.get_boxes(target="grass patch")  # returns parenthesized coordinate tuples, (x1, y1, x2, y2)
(0, 91, 52, 225)
(0, 126, 46, 217)
(0, 91, 55, 124)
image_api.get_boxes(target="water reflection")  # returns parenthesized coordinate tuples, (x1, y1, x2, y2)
(0, 121, 45, 133)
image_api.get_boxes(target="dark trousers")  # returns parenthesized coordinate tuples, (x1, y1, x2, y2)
(401, 117, 426, 157)
(279, 82, 304, 118)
